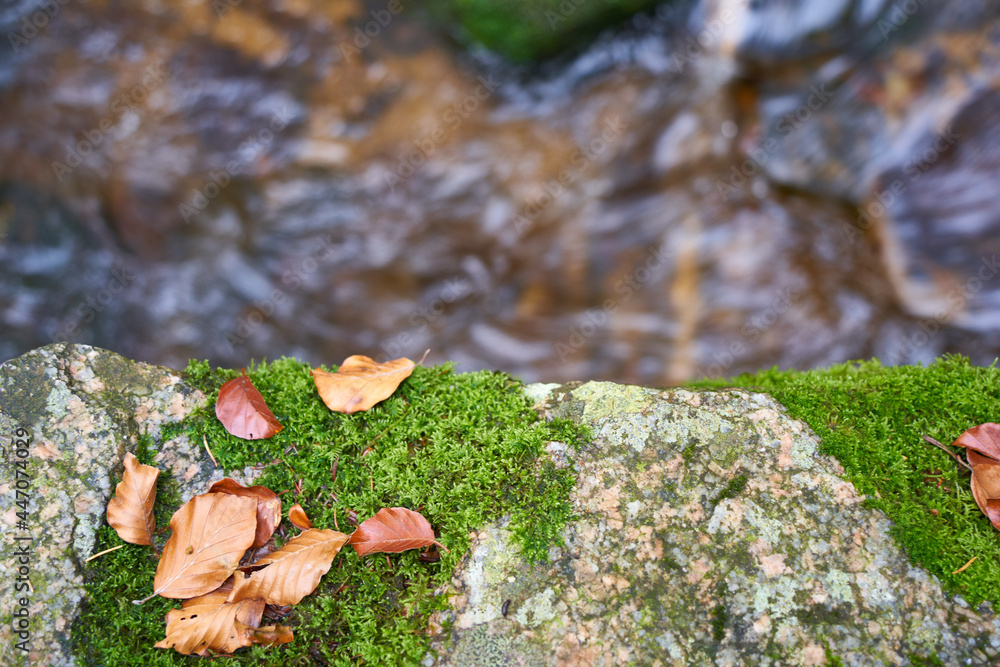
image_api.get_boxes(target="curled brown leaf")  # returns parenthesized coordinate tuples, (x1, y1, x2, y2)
(106, 452, 160, 546)
(347, 507, 445, 556)
(952, 423, 1000, 461)
(288, 503, 312, 530)
(312, 355, 415, 413)
(149, 493, 258, 601)
(215, 371, 284, 440)
(228, 529, 349, 606)
(155, 578, 265, 656)
(208, 478, 282, 548)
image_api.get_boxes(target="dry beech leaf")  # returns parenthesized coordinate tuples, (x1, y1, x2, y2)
(247, 624, 294, 647)
(968, 449, 1000, 529)
(215, 371, 284, 440)
(209, 478, 282, 548)
(312, 355, 416, 413)
(155, 587, 265, 656)
(149, 493, 258, 601)
(347, 507, 444, 557)
(288, 503, 312, 530)
(952, 424, 1000, 530)
(953, 423, 1000, 460)
(106, 452, 160, 545)
(228, 529, 349, 606)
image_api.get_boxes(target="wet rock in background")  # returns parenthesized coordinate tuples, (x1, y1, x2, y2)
(428, 381, 1000, 665)
(0, 344, 254, 667)
(734, 1, 1000, 358)
(2, 0, 1000, 384)
(427, 0, 663, 62)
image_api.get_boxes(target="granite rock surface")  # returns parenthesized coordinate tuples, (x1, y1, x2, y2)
(426, 381, 1000, 666)
(0, 344, 257, 667)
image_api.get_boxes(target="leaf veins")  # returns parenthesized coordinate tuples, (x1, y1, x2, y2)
(106, 452, 160, 546)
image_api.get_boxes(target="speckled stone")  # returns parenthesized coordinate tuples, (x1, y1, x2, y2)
(426, 381, 1000, 666)
(0, 344, 255, 667)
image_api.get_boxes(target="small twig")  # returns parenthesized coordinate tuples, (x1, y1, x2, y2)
(921, 435, 972, 470)
(953, 556, 978, 574)
(202, 435, 218, 468)
(333, 510, 339, 532)
(85, 544, 125, 563)
(331, 457, 340, 485)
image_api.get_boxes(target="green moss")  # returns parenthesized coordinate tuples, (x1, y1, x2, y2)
(823, 641, 844, 667)
(713, 473, 748, 503)
(709, 581, 729, 643)
(691, 355, 1000, 607)
(428, 0, 662, 62)
(909, 653, 944, 666)
(74, 358, 589, 666)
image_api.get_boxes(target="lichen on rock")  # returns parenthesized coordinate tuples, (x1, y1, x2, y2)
(0, 344, 254, 667)
(426, 381, 1000, 666)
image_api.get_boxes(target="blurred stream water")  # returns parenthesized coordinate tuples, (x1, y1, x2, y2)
(2, 0, 1000, 384)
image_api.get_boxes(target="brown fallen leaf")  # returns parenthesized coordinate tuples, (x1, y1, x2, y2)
(347, 507, 446, 556)
(312, 355, 416, 413)
(146, 493, 258, 602)
(288, 503, 312, 530)
(215, 371, 284, 440)
(246, 624, 294, 647)
(953, 423, 1000, 460)
(967, 450, 1000, 529)
(228, 529, 349, 606)
(155, 578, 265, 656)
(106, 452, 160, 546)
(950, 424, 1000, 530)
(209, 478, 282, 548)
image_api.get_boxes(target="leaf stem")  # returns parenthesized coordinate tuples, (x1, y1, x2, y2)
(921, 435, 972, 470)
(84, 544, 125, 563)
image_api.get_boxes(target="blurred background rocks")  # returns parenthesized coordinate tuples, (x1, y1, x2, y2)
(2, 0, 1000, 384)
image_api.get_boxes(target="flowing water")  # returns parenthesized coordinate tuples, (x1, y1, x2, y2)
(2, 0, 999, 384)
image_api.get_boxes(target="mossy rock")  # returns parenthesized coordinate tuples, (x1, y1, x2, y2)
(429, 0, 664, 62)
(4, 345, 1000, 666)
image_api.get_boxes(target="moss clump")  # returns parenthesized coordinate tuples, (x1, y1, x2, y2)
(709, 580, 729, 642)
(692, 354, 1000, 607)
(713, 473, 748, 503)
(74, 358, 589, 666)
(429, 0, 661, 62)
